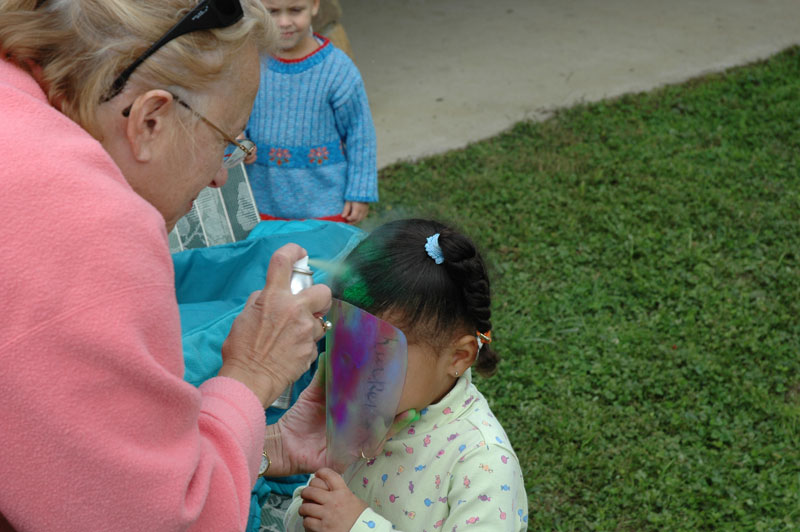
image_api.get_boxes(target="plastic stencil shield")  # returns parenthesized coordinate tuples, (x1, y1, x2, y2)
(324, 299, 408, 471)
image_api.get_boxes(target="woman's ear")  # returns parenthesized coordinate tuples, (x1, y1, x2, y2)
(447, 334, 479, 377)
(124, 89, 174, 162)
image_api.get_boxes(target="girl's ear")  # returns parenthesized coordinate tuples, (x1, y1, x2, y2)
(447, 334, 479, 377)
(311, 0, 320, 17)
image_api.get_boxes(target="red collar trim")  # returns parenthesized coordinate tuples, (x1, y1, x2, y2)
(273, 34, 330, 64)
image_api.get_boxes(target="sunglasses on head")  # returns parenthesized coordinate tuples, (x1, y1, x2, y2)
(101, 0, 244, 102)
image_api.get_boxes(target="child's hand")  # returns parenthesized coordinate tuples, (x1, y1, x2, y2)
(243, 143, 257, 164)
(236, 134, 257, 164)
(341, 201, 369, 224)
(298, 468, 368, 532)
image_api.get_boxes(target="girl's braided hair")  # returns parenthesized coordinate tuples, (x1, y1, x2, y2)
(333, 218, 499, 377)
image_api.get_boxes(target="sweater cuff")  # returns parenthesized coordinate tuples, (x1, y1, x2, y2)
(199, 376, 266, 479)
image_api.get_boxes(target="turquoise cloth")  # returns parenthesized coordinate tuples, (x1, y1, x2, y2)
(172, 220, 366, 532)
(175, 219, 365, 385)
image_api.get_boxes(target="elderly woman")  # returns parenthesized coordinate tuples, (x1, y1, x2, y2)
(0, 1, 331, 530)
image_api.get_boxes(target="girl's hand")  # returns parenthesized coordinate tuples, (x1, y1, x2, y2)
(219, 244, 331, 406)
(341, 201, 369, 224)
(243, 143, 257, 164)
(237, 134, 257, 164)
(298, 468, 368, 532)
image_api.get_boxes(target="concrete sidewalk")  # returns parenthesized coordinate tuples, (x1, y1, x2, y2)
(340, 0, 800, 169)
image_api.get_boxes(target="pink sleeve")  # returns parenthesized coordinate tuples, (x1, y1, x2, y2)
(0, 282, 266, 532)
(0, 59, 266, 531)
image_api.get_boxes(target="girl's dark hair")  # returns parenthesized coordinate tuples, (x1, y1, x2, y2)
(333, 218, 498, 377)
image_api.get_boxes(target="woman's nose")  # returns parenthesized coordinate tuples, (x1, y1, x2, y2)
(210, 165, 228, 189)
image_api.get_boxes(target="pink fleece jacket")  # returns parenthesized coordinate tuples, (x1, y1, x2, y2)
(0, 58, 266, 531)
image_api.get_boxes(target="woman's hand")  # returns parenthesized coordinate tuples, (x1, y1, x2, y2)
(266, 355, 329, 475)
(298, 468, 367, 532)
(219, 243, 331, 406)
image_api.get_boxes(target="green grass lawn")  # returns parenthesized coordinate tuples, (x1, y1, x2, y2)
(367, 46, 800, 531)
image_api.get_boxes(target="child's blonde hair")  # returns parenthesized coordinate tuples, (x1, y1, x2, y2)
(0, 0, 277, 135)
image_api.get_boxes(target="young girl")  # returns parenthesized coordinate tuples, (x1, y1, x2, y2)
(284, 219, 529, 531)
(245, 0, 378, 224)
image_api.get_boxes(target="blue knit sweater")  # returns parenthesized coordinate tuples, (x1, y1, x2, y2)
(245, 36, 378, 219)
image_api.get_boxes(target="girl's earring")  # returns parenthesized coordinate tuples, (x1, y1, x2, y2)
(454, 370, 459, 377)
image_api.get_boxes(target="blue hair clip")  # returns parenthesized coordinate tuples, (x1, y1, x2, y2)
(425, 233, 444, 264)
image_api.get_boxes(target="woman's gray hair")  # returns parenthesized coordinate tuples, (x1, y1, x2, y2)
(0, 0, 276, 135)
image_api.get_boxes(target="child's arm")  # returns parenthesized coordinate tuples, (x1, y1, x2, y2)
(298, 446, 529, 532)
(331, 62, 378, 213)
(438, 446, 529, 531)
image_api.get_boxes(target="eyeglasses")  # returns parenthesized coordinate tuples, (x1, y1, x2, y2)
(103, 0, 244, 102)
(122, 93, 255, 169)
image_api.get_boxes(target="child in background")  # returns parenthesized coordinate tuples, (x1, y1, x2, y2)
(245, 0, 378, 224)
(285, 219, 529, 531)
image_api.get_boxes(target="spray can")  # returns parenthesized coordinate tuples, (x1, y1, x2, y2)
(271, 256, 314, 410)
(289, 255, 314, 295)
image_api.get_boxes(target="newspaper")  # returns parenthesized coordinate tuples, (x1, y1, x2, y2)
(168, 163, 261, 253)
(169, 163, 297, 411)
